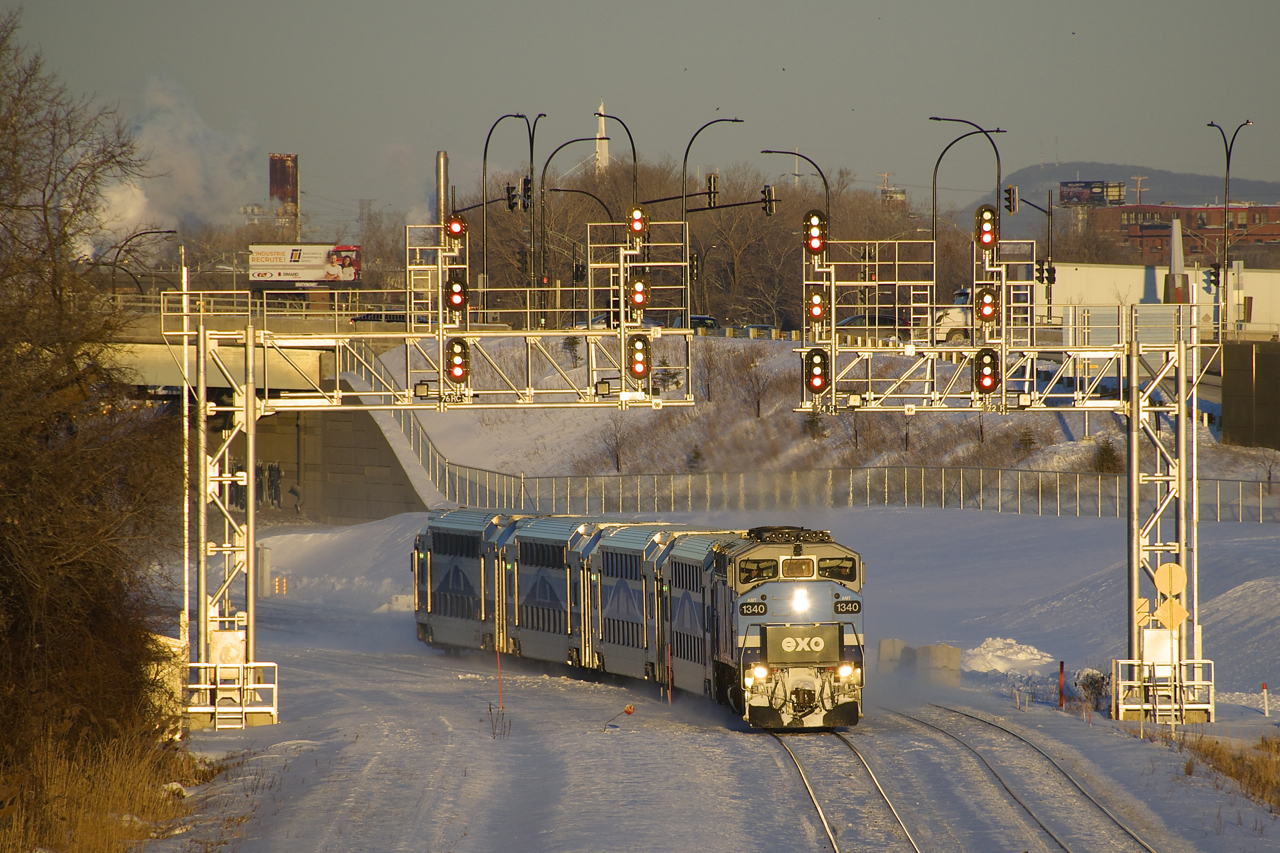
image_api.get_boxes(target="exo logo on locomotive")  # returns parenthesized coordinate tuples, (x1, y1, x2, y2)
(780, 636, 826, 653)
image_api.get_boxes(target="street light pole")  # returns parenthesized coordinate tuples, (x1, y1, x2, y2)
(929, 127, 1005, 239)
(681, 118, 742, 300)
(110, 229, 178, 293)
(540, 137, 606, 320)
(596, 111, 638, 206)
(483, 113, 525, 316)
(762, 149, 829, 221)
(1208, 119, 1251, 338)
(524, 114, 546, 291)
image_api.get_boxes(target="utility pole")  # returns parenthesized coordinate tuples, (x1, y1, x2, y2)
(1131, 175, 1148, 205)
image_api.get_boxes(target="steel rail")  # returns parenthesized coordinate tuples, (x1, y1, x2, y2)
(767, 732, 839, 852)
(929, 704, 1158, 853)
(886, 708, 1075, 853)
(829, 731, 924, 853)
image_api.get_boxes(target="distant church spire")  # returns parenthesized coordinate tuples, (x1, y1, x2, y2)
(595, 100, 609, 175)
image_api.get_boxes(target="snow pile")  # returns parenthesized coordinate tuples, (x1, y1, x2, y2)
(961, 637, 1056, 676)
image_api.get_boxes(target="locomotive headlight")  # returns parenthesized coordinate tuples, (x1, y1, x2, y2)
(753, 664, 768, 680)
(792, 588, 810, 612)
(838, 664, 853, 678)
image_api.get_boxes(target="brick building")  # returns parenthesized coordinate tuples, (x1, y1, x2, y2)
(1091, 202, 1280, 262)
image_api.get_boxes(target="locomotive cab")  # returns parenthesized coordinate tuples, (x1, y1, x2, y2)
(729, 528, 864, 728)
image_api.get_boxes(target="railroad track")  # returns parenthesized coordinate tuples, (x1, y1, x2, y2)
(768, 730, 924, 853)
(885, 705, 1159, 853)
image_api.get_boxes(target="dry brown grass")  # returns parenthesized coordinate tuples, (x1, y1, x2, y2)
(0, 729, 220, 853)
(1126, 725, 1280, 813)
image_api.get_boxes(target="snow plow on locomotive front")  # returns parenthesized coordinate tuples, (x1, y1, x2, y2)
(724, 527, 864, 729)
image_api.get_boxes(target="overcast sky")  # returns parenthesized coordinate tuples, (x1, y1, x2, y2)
(18, 1, 1279, 233)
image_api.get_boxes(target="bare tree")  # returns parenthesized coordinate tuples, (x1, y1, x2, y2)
(0, 11, 177, 760)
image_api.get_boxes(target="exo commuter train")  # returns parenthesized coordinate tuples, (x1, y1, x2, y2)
(412, 510, 864, 728)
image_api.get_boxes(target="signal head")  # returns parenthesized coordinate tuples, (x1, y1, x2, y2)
(630, 278, 647, 307)
(974, 286, 999, 323)
(446, 214, 468, 238)
(447, 279, 468, 309)
(626, 205, 649, 238)
(974, 347, 1001, 395)
(803, 347, 829, 393)
(627, 334, 650, 378)
(974, 204, 998, 248)
(444, 337, 470, 384)
(803, 209, 827, 255)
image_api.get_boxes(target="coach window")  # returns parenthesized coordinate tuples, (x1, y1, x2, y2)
(782, 558, 813, 578)
(738, 558, 777, 585)
(818, 557, 857, 582)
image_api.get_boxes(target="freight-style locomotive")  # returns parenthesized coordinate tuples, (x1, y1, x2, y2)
(412, 510, 864, 728)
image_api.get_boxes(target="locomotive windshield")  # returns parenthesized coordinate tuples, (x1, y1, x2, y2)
(781, 558, 813, 578)
(818, 556, 857, 582)
(738, 558, 777, 584)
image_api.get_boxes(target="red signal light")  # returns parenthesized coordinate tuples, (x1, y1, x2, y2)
(630, 279, 647, 306)
(975, 286, 999, 323)
(974, 205, 998, 249)
(446, 214, 468, 238)
(803, 348, 828, 393)
(974, 347, 1000, 395)
(444, 338, 469, 384)
(447, 279, 467, 309)
(626, 206, 648, 238)
(627, 334, 650, 378)
(803, 210, 828, 256)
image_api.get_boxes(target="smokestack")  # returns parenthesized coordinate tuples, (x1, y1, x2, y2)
(436, 152, 448, 228)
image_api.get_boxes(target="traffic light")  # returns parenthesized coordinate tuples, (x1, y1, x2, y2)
(446, 214, 468, 240)
(974, 286, 999, 323)
(1035, 259, 1046, 284)
(505, 185, 519, 211)
(803, 209, 827, 255)
(444, 338, 470, 385)
(626, 334, 650, 380)
(761, 185, 777, 217)
(1209, 262, 1221, 287)
(803, 348, 829, 394)
(1003, 185, 1019, 214)
(1046, 264, 1056, 285)
(974, 204, 998, 250)
(572, 262, 586, 284)
(446, 278, 468, 310)
(521, 176, 532, 211)
(974, 348, 1000, 394)
(518, 247, 530, 276)
(626, 205, 649, 239)
(689, 252, 700, 284)
(804, 283, 827, 324)
(706, 173, 719, 208)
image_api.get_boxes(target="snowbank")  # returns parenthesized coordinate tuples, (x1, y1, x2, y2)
(961, 637, 1056, 676)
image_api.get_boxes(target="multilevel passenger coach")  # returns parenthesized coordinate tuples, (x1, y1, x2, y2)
(412, 511, 864, 728)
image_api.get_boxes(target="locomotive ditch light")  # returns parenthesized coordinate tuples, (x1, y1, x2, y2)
(838, 664, 853, 678)
(753, 664, 768, 680)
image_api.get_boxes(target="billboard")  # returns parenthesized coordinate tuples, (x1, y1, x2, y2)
(248, 244, 361, 286)
(1059, 181, 1126, 208)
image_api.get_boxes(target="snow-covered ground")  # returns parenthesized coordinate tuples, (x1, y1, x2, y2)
(164, 507, 1280, 852)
